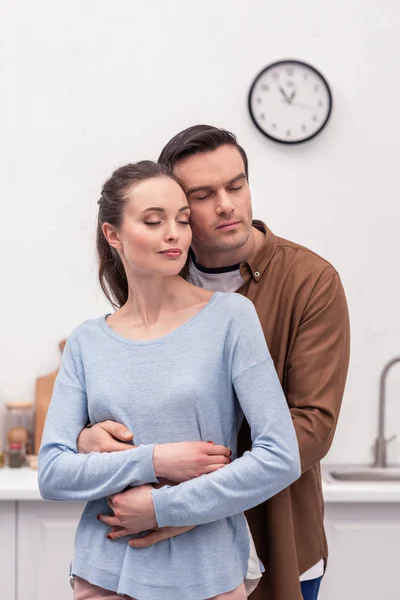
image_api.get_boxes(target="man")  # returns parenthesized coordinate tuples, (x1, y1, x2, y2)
(78, 125, 350, 600)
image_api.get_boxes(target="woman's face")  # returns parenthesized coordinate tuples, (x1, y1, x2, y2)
(105, 176, 192, 277)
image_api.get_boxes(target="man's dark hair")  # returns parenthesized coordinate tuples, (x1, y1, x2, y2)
(158, 125, 249, 178)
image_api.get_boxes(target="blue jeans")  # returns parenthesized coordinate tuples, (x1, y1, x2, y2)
(300, 576, 322, 600)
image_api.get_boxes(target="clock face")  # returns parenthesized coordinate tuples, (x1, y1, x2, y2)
(248, 60, 332, 144)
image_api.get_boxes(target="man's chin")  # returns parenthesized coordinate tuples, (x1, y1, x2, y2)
(213, 230, 250, 253)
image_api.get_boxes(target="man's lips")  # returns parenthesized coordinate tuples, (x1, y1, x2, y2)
(216, 220, 241, 230)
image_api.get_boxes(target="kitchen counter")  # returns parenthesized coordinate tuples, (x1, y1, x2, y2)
(0, 467, 42, 500)
(1, 465, 400, 502)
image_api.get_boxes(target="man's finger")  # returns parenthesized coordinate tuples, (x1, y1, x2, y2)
(98, 514, 122, 527)
(101, 420, 134, 442)
(107, 440, 137, 452)
(203, 464, 228, 474)
(206, 444, 231, 457)
(128, 526, 196, 548)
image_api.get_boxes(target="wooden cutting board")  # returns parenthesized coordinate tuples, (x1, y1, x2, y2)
(34, 339, 66, 455)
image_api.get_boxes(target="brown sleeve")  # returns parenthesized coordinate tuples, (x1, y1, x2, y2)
(286, 271, 350, 472)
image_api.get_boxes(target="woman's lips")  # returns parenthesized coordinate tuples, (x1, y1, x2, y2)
(159, 248, 182, 258)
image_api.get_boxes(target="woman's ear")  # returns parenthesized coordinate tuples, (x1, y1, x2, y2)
(102, 223, 122, 251)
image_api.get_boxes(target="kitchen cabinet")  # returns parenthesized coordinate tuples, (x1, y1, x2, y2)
(1, 467, 400, 600)
(17, 501, 84, 600)
(0, 502, 16, 600)
(320, 503, 400, 600)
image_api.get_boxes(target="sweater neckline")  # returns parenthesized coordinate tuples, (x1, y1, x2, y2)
(98, 292, 220, 346)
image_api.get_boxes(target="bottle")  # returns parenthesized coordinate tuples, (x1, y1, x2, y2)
(4, 401, 33, 455)
(8, 442, 24, 468)
(0, 446, 4, 468)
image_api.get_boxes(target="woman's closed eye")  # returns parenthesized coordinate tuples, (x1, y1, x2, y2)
(145, 220, 190, 226)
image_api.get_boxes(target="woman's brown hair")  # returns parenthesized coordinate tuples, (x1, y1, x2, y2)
(96, 160, 177, 309)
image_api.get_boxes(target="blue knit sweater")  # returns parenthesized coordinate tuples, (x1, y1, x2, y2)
(38, 292, 300, 600)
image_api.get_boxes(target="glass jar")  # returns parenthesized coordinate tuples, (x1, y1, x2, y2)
(8, 442, 24, 468)
(3, 401, 34, 456)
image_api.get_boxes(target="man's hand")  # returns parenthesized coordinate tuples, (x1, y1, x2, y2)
(77, 420, 135, 453)
(110, 525, 196, 546)
(153, 441, 231, 482)
(98, 485, 157, 535)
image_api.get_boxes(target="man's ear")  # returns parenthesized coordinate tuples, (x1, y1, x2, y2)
(102, 222, 122, 252)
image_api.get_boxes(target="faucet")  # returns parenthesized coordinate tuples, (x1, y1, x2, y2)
(372, 357, 400, 468)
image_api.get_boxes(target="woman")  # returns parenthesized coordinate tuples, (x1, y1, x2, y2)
(38, 161, 300, 600)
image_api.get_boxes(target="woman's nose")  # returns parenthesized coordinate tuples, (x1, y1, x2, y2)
(165, 224, 179, 242)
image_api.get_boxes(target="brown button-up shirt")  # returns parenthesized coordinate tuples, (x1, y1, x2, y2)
(184, 221, 350, 599)
(232, 222, 350, 600)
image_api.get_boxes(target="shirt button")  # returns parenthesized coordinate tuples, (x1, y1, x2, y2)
(254, 271, 260, 278)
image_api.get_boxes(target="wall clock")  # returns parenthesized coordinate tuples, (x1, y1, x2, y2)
(248, 59, 332, 144)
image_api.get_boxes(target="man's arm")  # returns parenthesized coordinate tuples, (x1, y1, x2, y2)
(287, 271, 350, 472)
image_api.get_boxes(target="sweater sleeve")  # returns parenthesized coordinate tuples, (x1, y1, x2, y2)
(38, 334, 158, 502)
(151, 296, 301, 527)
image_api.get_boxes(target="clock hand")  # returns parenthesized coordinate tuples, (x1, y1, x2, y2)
(288, 101, 318, 110)
(278, 86, 290, 102)
(289, 90, 296, 103)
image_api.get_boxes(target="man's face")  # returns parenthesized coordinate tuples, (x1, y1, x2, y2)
(172, 145, 253, 256)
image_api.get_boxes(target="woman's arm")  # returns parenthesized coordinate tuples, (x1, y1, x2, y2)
(38, 334, 231, 502)
(38, 335, 158, 502)
(151, 297, 301, 527)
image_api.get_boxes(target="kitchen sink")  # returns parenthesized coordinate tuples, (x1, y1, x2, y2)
(327, 467, 400, 482)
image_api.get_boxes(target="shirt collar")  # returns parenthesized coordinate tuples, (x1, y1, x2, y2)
(180, 220, 277, 282)
(239, 220, 278, 282)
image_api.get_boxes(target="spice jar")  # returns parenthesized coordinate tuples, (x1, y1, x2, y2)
(8, 442, 24, 468)
(3, 401, 33, 455)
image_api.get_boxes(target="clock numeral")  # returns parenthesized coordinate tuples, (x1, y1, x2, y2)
(286, 67, 294, 76)
(260, 113, 266, 120)
(314, 84, 319, 93)
(286, 129, 291, 137)
(301, 125, 307, 132)
(257, 97, 262, 104)
(272, 123, 277, 131)
(303, 72, 308, 80)
(261, 84, 270, 92)
(318, 99, 323, 107)
(273, 72, 280, 79)
(312, 115, 318, 122)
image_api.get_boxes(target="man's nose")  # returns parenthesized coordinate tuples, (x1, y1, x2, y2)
(216, 192, 235, 215)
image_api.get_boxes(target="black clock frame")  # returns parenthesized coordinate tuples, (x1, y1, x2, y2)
(248, 59, 333, 145)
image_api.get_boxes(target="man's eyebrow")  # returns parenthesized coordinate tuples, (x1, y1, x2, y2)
(140, 206, 190, 214)
(185, 173, 247, 196)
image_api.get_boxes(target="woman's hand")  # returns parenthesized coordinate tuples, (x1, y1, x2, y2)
(153, 441, 231, 482)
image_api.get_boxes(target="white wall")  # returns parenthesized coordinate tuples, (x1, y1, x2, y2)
(1, 0, 399, 465)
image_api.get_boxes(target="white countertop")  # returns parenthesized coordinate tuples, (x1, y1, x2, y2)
(0, 467, 42, 500)
(1, 465, 400, 502)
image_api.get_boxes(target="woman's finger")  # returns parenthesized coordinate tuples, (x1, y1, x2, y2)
(107, 527, 131, 540)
